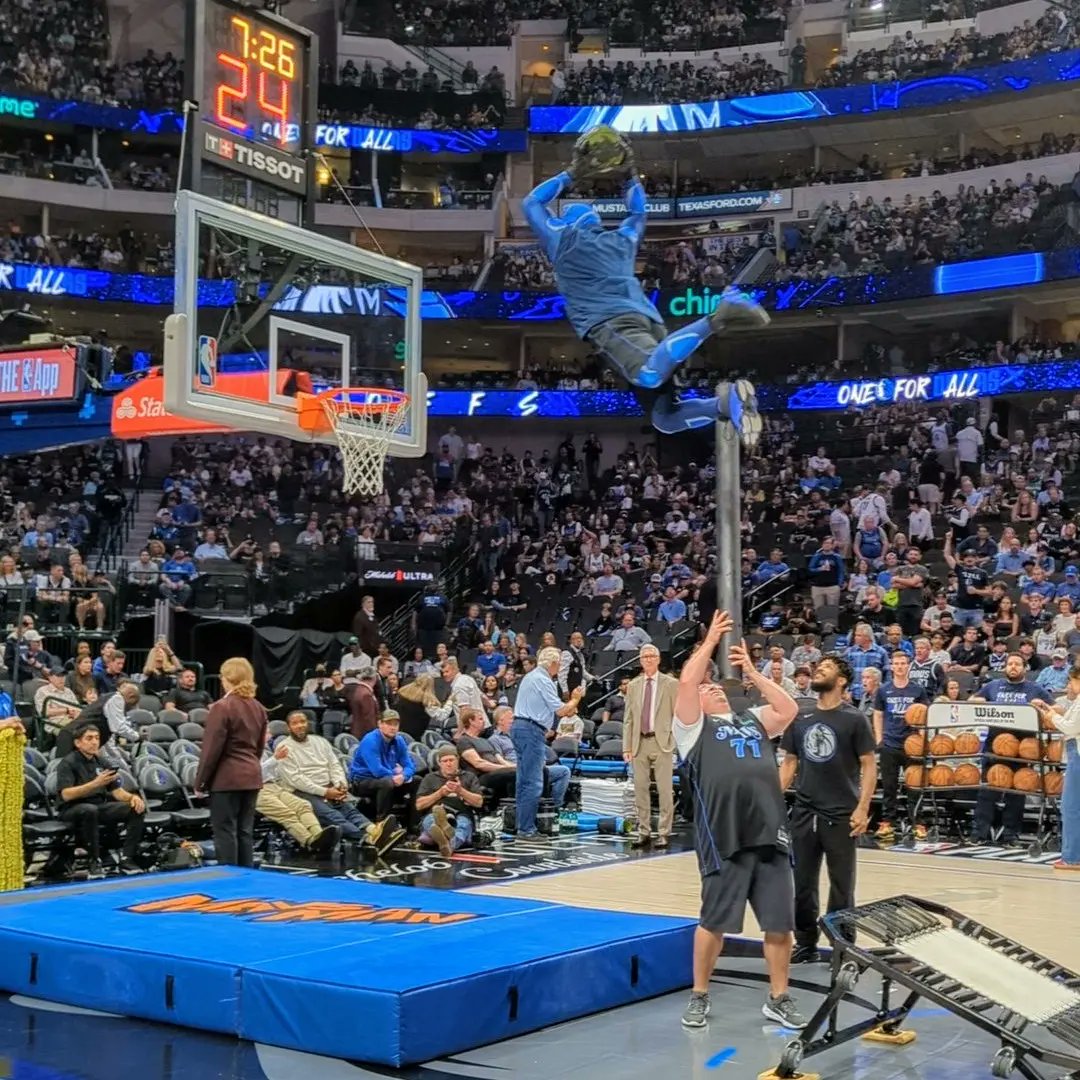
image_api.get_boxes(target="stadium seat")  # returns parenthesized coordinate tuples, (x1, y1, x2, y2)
(146, 723, 177, 744)
(177, 722, 204, 742)
(334, 733, 359, 755)
(137, 764, 211, 830)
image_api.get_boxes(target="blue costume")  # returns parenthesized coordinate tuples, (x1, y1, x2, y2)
(522, 170, 765, 436)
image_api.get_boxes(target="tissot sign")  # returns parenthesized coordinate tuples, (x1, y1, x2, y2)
(202, 125, 308, 193)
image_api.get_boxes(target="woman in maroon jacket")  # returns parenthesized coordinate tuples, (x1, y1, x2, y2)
(194, 657, 268, 867)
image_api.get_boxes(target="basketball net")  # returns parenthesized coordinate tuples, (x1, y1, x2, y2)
(322, 391, 409, 496)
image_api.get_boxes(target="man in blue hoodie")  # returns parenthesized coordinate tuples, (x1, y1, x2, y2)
(348, 711, 417, 824)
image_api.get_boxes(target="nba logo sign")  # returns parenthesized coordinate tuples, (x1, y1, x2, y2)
(196, 335, 217, 389)
(950, 704, 961, 726)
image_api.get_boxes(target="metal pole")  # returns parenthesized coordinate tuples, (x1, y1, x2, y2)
(715, 412, 743, 679)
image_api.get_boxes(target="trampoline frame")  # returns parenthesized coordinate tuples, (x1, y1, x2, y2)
(769, 895, 1080, 1080)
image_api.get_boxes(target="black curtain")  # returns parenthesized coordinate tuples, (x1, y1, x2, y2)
(253, 627, 354, 699)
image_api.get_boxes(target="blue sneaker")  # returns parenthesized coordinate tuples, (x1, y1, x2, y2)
(724, 379, 762, 449)
(708, 287, 770, 333)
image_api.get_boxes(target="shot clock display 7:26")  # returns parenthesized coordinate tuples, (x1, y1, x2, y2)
(201, 0, 307, 148)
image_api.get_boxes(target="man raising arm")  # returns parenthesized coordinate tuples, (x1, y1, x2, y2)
(675, 610, 805, 1032)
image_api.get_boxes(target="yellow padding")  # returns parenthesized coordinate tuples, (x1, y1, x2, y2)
(862, 1027, 917, 1045)
(0, 729, 25, 892)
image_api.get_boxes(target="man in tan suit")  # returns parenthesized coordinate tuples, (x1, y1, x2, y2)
(622, 643, 678, 847)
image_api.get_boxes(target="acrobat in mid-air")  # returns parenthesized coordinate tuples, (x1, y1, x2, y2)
(522, 125, 769, 443)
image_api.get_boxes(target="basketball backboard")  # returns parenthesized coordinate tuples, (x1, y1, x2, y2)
(163, 190, 426, 454)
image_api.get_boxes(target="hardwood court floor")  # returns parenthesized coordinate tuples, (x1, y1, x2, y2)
(470, 848, 1080, 970)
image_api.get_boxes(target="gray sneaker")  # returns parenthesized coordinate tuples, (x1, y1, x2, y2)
(681, 991, 711, 1028)
(762, 993, 807, 1029)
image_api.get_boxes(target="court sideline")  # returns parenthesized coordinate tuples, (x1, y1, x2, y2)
(469, 848, 1080, 969)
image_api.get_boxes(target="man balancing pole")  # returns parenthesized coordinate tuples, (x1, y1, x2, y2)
(522, 125, 769, 443)
(674, 609, 806, 1030)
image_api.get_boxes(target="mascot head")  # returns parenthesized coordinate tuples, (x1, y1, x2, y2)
(559, 202, 602, 231)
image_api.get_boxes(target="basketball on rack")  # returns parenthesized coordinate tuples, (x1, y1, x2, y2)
(1013, 767, 1040, 792)
(904, 765, 927, 787)
(1018, 737, 1041, 760)
(904, 732, 927, 757)
(1040, 708, 1058, 732)
(930, 733, 955, 756)
(954, 731, 982, 755)
(991, 733, 1021, 758)
(929, 764, 954, 786)
(1044, 771, 1064, 796)
(1046, 739, 1063, 763)
(986, 764, 1014, 789)
(905, 703, 928, 727)
(953, 763, 981, 786)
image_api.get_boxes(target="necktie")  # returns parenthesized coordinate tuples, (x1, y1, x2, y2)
(641, 678, 654, 735)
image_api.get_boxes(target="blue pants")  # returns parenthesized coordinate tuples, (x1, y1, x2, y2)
(587, 313, 721, 434)
(421, 811, 473, 850)
(510, 718, 547, 835)
(545, 763, 571, 806)
(298, 794, 372, 842)
(1062, 739, 1080, 864)
(952, 608, 985, 629)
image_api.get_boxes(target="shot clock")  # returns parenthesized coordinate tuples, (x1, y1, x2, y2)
(184, 0, 317, 218)
(201, 0, 307, 147)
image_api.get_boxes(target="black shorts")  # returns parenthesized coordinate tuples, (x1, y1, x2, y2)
(699, 846, 795, 935)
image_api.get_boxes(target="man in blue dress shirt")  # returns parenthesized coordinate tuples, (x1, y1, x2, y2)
(510, 646, 584, 836)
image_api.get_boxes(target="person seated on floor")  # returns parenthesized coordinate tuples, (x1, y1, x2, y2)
(455, 706, 517, 803)
(488, 704, 572, 808)
(162, 667, 212, 712)
(347, 709, 419, 824)
(275, 709, 404, 855)
(415, 745, 485, 857)
(56, 722, 145, 879)
(257, 740, 342, 856)
(554, 706, 586, 747)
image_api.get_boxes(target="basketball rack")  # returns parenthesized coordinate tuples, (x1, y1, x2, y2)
(767, 896, 1080, 1080)
(904, 703, 1062, 856)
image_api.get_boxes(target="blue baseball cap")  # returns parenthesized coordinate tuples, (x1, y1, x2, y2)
(1068, 566, 1078, 576)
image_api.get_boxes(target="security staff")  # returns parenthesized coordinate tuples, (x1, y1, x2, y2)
(780, 657, 876, 963)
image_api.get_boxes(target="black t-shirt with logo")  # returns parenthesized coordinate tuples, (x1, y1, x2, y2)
(954, 564, 989, 610)
(872, 681, 930, 749)
(908, 658, 944, 697)
(781, 705, 876, 819)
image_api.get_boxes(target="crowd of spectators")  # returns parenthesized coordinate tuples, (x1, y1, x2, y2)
(820, 16, 1079, 88)
(10, 360, 1080, 876)
(496, 173, 1070, 293)
(0, 443, 131, 637)
(557, 54, 786, 106)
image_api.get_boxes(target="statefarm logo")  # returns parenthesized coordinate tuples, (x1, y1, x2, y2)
(124, 893, 482, 926)
(116, 397, 137, 419)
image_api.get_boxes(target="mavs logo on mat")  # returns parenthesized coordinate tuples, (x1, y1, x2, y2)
(803, 723, 838, 763)
(124, 893, 483, 925)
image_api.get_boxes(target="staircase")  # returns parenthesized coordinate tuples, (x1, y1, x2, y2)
(93, 497, 157, 573)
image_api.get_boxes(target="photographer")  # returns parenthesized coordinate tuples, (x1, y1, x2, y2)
(416, 746, 484, 856)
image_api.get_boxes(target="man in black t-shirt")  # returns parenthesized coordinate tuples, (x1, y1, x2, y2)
(56, 723, 146, 879)
(455, 709, 517, 802)
(944, 535, 991, 630)
(780, 657, 876, 963)
(674, 612, 805, 1032)
(415, 747, 485, 856)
